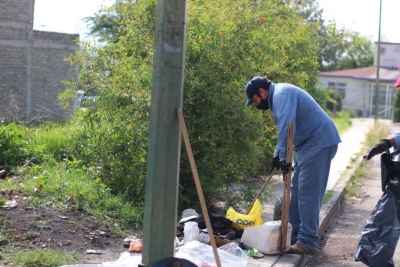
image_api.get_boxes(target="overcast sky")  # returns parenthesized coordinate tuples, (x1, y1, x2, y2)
(318, 0, 400, 43)
(33, 0, 400, 43)
(33, 0, 114, 40)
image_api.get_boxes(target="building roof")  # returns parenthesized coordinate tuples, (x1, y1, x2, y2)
(317, 67, 400, 83)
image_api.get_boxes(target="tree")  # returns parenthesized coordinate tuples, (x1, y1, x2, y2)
(285, 0, 374, 71)
(334, 33, 374, 70)
(318, 23, 374, 71)
(83, 0, 135, 43)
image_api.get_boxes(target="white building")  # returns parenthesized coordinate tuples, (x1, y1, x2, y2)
(318, 42, 400, 118)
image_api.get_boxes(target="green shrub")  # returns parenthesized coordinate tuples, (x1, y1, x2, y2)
(9, 248, 78, 267)
(326, 89, 343, 113)
(0, 123, 29, 167)
(25, 124, 70, 162)
(62, 0, 323, 209)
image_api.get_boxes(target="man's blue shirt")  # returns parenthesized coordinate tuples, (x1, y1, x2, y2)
(268, 82, 341, 165)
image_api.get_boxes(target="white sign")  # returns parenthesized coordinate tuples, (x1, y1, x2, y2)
(374, 42, 400, 69)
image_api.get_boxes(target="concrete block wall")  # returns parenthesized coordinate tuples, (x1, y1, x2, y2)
(0, 0, 33, 24)
(0, 0, 32, 119)
(30, 38, 79, 118)
(0, 0, 80, 121)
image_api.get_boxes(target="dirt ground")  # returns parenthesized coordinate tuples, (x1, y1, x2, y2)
(2, 148, 400, 267)
(305, 155, 400, 267)
(0, 192, 141, 265)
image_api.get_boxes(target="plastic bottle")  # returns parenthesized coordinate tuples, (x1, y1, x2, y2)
(183, 221, 199, 244)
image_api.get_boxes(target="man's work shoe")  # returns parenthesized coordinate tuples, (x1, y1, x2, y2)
(286, 243, 317, 255)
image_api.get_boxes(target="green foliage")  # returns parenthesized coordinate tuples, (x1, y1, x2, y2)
(393, 89, 400, 123)
(83, 0, 136, 43)
(222, 178, 277, 211)
(25, 124, 70, 162)
(61, 0, 326, 209)
(0, 123, 29, 167)
(331, 110, 352, 134)
(18, 162, 144, 231)
(0, 122, 71, 169)
(291, 0, 374, 71)
(0, 119, 144, 232)
(326, 89, 343, 113)
(9, 248, 79, 267)
(317, 22, 374, 71)
(0, 216, 12, 245)
(25, 231, 40, 239)
(345, 122, 389, 197)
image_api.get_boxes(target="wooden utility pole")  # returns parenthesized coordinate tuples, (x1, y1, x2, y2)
(141, 0, 188, 266)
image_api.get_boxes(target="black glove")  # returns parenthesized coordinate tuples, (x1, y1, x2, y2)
(269, 156, 280, 175)
(363, 139, 391, 160)
(280, 160, 293, 175)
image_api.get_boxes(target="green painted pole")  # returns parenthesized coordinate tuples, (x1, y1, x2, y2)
(374, 0, 382, 121)
(141, 0, 188, 266)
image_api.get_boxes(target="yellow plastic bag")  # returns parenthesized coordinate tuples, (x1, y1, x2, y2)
(226, 199, 264, 230)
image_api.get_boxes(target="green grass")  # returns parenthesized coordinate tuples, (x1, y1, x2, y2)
(332, 110, 353, 134)
(344, 121, 390, 197)
(345, 161, 368, 197)
(29, 219, 53, 230)
(322, 190, 334, 204)
(24, 124, 71, 162)
(0, 216, 12, 245)
(25, 231, 40, 239)
(0, 162, 143, 233)
(0, 119, 144, 233)
(8, 248, 79, 267)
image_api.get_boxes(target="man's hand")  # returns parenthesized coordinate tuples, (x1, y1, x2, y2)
(269, 156, 280, 175)
(280, 161, 293, 175)
(363, 139, 391, 160)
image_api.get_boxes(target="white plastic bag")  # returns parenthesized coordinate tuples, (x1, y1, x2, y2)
(184, 221, 200, 244)
(174, 241, 247, 267)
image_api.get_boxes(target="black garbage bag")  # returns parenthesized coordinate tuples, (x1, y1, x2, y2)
(176, 211, 243, 239)
(355, 151, 400, 267)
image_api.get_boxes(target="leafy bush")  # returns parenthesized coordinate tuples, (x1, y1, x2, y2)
(326, 89, 343, 113)
(0, 123, 29, 167)
(25, 124, 70, 162)
(62, 0, 324, 209)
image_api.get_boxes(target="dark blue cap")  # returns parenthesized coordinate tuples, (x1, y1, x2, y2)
(245, 76, 268, 106)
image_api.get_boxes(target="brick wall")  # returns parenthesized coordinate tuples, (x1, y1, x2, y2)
(0, 0, 80, 121)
